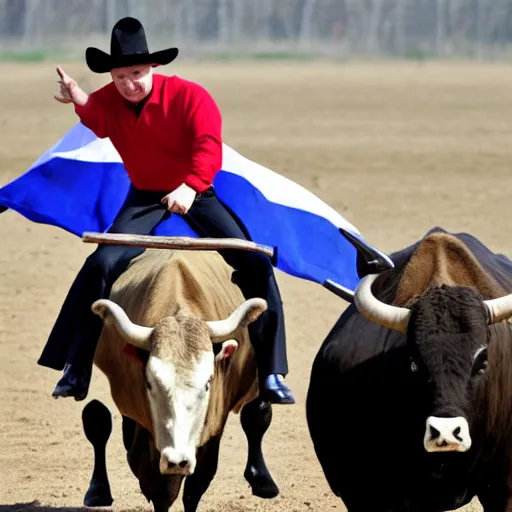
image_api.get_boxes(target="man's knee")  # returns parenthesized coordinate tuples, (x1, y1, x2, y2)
(85, 246, 131, 279)
(230, 253, 278, 302)
(233, 251, 274, 277)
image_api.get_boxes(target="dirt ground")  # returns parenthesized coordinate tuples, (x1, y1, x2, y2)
(2, 59, 512, 512)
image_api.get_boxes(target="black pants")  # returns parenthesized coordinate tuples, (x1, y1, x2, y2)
(38, 186, 288, 378)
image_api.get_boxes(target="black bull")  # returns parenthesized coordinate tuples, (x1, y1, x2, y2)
(307, 227, 512, 512)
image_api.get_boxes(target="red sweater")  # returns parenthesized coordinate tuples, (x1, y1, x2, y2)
(74, 74, 222, 193)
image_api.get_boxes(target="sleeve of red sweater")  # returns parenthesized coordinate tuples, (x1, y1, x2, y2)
(73, 85, 111, 139)
(181, 83, 223, 192)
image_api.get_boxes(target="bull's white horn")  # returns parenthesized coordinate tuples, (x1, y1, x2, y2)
(206, 298, 267, 343)
(92, 299, 153, 351)
(354, 273, 411, 334)
(483, 294, 512, 325)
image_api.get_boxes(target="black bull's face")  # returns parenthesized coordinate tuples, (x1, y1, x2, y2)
(353, 273, 512, 454)
(408, 305, 489, 454)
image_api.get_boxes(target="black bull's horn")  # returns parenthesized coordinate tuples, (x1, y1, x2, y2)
(354, 273, 512, 333)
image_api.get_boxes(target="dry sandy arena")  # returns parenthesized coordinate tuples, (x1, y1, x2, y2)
(2, 59, 512, 511)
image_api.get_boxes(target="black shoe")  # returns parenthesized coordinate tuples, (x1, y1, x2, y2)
(260, 374, 296, 405)
(52, 363, 90, 401)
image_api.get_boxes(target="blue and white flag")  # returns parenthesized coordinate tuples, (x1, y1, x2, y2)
(0, 122, 392, 292)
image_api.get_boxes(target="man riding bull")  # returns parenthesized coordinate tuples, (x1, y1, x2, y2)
(37, 16, 295, 405)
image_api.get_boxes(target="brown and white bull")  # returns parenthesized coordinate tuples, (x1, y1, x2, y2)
(307, 227, 512, 511)
(79, 241, 280, 512)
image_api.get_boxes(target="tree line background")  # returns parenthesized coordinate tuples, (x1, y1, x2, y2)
(1, 0, 512, 59)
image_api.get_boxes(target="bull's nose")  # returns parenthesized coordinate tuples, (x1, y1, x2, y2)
(168, 459, 190, 472)
(159, 450, 194, 475)
(424, 416, 471, 453)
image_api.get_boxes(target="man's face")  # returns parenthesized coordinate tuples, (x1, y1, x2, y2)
(111, 64, 153, 103)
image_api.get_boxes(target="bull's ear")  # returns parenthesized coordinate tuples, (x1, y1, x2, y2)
(206, 298, 267, 343)
(215, 340, 238, 362)
(92, 299, 153, 351)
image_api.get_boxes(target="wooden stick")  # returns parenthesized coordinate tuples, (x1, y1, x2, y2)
(82, 232, 275, 258)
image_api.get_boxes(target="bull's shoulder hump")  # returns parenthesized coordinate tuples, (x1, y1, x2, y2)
(110, 248, 246, 322)
(394, 231, 510, 305)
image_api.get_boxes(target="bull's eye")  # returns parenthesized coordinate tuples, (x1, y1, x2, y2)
(145, 374, 152, 391)
(471, 346, 488, 378)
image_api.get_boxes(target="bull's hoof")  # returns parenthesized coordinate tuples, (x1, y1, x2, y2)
(84, 483, 114, 507)
(82, 399, 112, 444)
(244, 468, 279, 499)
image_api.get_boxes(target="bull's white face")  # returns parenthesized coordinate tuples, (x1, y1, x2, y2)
(90, 296, 267, 477)
(145, 350, 214, 475)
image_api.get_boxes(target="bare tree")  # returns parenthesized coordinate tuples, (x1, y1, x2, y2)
(217, 0, 229, 42)
(299, 0, 317, 44)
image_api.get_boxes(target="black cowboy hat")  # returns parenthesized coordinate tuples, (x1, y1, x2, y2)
(85, 17, 179, 73)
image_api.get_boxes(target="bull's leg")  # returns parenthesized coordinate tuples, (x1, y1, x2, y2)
(122, 414, 136, 451)
(81, 399, 114, 507)
(240, 397, 279, 498)
(182, 435, 222, 512)
(151, 479, 183, 512)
